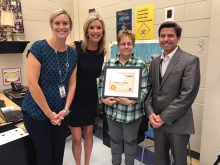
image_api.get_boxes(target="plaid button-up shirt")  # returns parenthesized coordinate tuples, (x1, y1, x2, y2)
(97, 54, 148, 123)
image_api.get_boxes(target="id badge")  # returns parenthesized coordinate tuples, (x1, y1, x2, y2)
(58, 84, 66, 98)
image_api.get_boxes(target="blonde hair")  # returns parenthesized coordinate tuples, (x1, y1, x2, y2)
(117, 29, 135, 45)
(82, 14, 106, 55)
(49, 8, 72, 29)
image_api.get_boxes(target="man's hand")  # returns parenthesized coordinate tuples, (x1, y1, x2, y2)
(156, 115, 164, 125)
(149, 113, 163, 128)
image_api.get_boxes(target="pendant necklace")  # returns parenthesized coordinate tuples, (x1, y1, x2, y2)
(54, 45, 69, 83)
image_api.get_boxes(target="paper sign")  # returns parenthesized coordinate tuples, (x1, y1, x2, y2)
(0, 128, 28, 146)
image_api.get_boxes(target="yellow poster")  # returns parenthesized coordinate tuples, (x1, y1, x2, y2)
(135, 4, 154, 40)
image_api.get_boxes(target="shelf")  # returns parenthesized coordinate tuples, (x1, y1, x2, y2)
(0, 41, 30, 54)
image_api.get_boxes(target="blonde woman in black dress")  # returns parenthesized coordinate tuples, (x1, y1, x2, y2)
(69, 14, 106, 165)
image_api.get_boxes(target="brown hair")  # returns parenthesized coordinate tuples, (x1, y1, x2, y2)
(158, 21, 182, 38)
(117, 29, 135, 45)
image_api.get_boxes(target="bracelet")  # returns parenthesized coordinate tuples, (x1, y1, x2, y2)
(64, 108, 70, 117)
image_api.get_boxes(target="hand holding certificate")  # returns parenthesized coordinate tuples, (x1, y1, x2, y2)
(102, 66, 142, 99)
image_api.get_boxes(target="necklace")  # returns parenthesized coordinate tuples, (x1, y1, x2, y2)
(54, 45, 69, 83)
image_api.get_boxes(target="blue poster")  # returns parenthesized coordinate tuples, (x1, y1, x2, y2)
(109, 40, 163, 69)
(116, 9, 132, 36)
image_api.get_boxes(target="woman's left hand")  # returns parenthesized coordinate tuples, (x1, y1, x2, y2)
(115, 98, 137, 105)
(57, 110, 66, 119)
(115, 97, 130, 105)
(51, 111, 65, 126)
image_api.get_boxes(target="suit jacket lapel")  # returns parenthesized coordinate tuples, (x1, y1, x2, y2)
(159, 48, 181, 90)
(155, 57, 161, 88)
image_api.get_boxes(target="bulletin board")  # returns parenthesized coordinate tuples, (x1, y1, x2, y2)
(109, 40, 163, 69)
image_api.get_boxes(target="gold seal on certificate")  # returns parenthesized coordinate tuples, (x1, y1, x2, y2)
(109, 72, 134, 92)
(111, 85, 116, 90)
(103, 66, 142, 99)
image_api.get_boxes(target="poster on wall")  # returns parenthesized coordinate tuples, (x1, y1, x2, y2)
(109, 40, 162, 70)
(0, 0, 25, 33)
(2, 67, 22, 86)
(165, 7, 174, 21)
(89, 8, 97, 15)
(116, 9, 132, 37)
(135, 4, 154, 40)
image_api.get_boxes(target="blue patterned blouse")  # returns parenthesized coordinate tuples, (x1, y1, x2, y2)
(21, 39, 78, 120)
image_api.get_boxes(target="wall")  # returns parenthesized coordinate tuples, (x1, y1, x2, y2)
(200, 0, 220, 164)
(73, 0, 210, 154)
(0, 0, 74, 91)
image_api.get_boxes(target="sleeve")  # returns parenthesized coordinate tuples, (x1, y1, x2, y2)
(145, 60, 155, 117)
(136, 62, 148, 104)
(28, 40, 43, 63)
(73, 40, 82, 53)
(97, 61, 109, 103)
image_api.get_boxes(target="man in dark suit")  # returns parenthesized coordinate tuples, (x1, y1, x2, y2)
(145, 21, 200, 165)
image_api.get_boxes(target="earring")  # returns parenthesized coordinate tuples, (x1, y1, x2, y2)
(69, 31, 71, 39)
(51, 31, 54, 37)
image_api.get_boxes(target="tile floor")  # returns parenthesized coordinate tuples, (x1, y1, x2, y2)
(63, 135, 142, 165)
(63, 118, 200, 165)
(139, 139, 200, 165)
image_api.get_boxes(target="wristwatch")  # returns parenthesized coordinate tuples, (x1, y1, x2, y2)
(64, 108, 70, 117)
(129, 100, 132, 106)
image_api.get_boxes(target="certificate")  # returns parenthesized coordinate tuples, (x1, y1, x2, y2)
(102, 66, 142, 99)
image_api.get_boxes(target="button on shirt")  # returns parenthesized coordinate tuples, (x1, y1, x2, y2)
(160, 46, 178, 76)
(97, 54, 148, 123)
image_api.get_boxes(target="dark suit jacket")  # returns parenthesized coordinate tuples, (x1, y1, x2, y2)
(145, 47, 200, 134)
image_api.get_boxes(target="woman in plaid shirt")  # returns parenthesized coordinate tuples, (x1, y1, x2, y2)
(97, 30, 148, 165)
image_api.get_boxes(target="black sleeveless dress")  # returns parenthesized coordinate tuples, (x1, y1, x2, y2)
(69, 41, 104, 127)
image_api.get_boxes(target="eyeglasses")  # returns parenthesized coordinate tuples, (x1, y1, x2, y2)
(119, 43, 133, 47)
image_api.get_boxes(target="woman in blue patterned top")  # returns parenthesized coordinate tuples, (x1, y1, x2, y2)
(98, 30, 148, 165)
(21, 8, 77, 165)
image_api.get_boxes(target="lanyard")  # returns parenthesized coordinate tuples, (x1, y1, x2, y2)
(54, 46, 69, 83)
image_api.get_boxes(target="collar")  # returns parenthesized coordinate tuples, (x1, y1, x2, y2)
(115, 54, 134, 63)
(161, 46, 178, 60)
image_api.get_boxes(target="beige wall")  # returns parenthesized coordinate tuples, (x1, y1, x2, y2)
(0, 0, 218, 162)
(200, 0, 220, 164)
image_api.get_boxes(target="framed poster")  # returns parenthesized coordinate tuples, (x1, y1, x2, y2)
(165, 7, 174, 21)
(2, 67, 22, 86)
